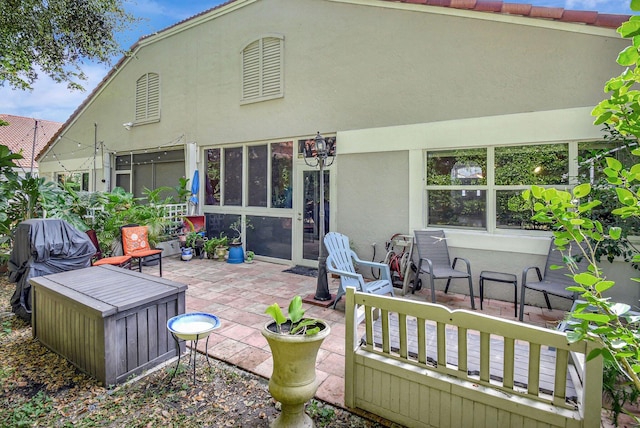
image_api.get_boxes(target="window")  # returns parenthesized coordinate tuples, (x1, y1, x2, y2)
(427, 149, 487, 228)
(114, 150, 184, 198)
(57, 172, 89, 191)
(426, 144, 569, 231)
(495, 144, 568, 229)
(578, 140, 637, 183)
(205, 142, 293, 208)
(241, 36, 284, 103)
(205, 149, 221, 206)
(248, 145, 268, 207)
(272, 141, 293, 208)
(224, 147, 243, 206)
(135, 72, 160, 122)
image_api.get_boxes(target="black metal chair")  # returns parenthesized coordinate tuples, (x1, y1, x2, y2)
(414, 230, 475, 309)
(86, 229, 132, 269)
(519, 238, 591, 321)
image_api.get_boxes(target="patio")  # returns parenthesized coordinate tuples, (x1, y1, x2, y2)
(157, 254, 567, 409)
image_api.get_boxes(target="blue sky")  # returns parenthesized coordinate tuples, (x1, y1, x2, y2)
(0, 0, 636, 124)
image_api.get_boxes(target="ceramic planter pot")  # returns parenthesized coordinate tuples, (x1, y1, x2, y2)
(215, 247, 227, 260)
(227, 242, 244, 264)
(180, 247, 193, 261)
(262, 319, 330, 428)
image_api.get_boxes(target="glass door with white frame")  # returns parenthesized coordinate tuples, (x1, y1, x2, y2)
(294, 165, 333, 266)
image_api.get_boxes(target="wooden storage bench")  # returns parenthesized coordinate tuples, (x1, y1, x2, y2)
(345, 288, 603, 428)
(30, 265, 187, 386)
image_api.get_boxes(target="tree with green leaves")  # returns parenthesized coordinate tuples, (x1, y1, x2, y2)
(525, 0, 640, 410)
(0, 0, 135, 90)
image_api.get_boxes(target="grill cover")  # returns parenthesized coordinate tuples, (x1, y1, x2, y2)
(9, 219, 96, 322)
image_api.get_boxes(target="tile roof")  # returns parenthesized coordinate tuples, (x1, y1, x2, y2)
(145, 0, 630, 42)
(1, 114, 62, 170)
(384, 0, 630, 28)
(41, 0, 631, 158)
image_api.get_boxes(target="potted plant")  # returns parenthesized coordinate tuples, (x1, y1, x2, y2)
(185, 230, 205, 258)
(203, 237, 217, 259)
(227, 219, 253, 264)
(180, 247, 193, 261)
(181, 217, 196, 246)
(229, 218, 253, 246)
(205, 233, 228, 260)
(262, 296, 330, 427)
(245, 250, 255, 263)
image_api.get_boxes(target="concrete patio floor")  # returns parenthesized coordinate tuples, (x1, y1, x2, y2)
(157, 254, 567, 410)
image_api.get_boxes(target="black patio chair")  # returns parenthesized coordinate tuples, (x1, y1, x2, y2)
(414, 230, 475, 309)
(519, 238, 591, 321)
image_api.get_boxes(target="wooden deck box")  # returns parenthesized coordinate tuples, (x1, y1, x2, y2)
(30, 265, 187, 386)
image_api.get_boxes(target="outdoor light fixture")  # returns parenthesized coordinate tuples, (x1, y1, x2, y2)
(315, 132, 326, 155)
(304, 131, 335, 302)
(123, 122, 133, 130)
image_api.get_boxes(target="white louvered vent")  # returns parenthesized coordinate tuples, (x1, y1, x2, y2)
(147, 73, 160, 118)
(261, 37, 282, 97)
(241, 36, 283, 103)
(135, 76, 147, 121)
(242, 41, 261, 100)
(135, 72, 161, 121)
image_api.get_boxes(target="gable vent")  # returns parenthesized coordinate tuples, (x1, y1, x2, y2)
(242, 36, 283, 103)
(135, 72, 161, 122)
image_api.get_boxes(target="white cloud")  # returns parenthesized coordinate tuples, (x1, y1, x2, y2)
(0, 0, 225, 123)
(564, 0, 633, 14)
(0, 63, 111, 123)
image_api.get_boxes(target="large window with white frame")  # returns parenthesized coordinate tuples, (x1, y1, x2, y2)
(426, 143, 571, 231)
(205, 142, 293, 208)
(114, 150, 184, 198)
(204, 142, 293, 260)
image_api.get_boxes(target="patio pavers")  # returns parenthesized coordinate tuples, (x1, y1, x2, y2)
(158, 255, 566, 409)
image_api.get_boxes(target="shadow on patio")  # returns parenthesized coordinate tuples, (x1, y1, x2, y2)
(157, 254, 567, 410)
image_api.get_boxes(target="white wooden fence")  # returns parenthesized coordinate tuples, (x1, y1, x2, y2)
(344, 288, 603, 428)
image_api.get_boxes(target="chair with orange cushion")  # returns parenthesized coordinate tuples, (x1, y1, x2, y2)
(120, 225, 163, 276)
(86, 229, 132, 269)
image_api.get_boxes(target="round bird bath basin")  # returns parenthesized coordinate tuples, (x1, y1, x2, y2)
(167, 313, 220, 383)
(167, 312, 220, 340)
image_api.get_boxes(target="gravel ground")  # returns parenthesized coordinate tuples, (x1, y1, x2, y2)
(0, 273, 392, 427)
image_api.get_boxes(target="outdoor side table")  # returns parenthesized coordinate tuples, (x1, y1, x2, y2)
(479, 271, 518, 317)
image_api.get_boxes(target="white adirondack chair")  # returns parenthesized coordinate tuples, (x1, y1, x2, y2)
(324, 232, 395, 308)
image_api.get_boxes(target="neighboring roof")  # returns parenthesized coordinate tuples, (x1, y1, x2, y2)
(0, 114, 62, 171)
(40, 0, 632, 159)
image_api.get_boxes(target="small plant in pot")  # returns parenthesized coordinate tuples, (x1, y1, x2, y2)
(185, 231, 205, 258)
(227, 218, 252, 264)
(229, 218, 253, 245)
(245, 250, 255, 263)
(203, 238, 218, 259)
(262, 296, 330, 428)
(204, 233, 228, 260)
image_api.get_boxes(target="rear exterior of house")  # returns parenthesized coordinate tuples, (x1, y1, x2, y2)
(37, 0, 635, 306)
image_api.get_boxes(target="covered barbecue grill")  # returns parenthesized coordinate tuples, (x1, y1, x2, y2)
(9, 219, 96, 322)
